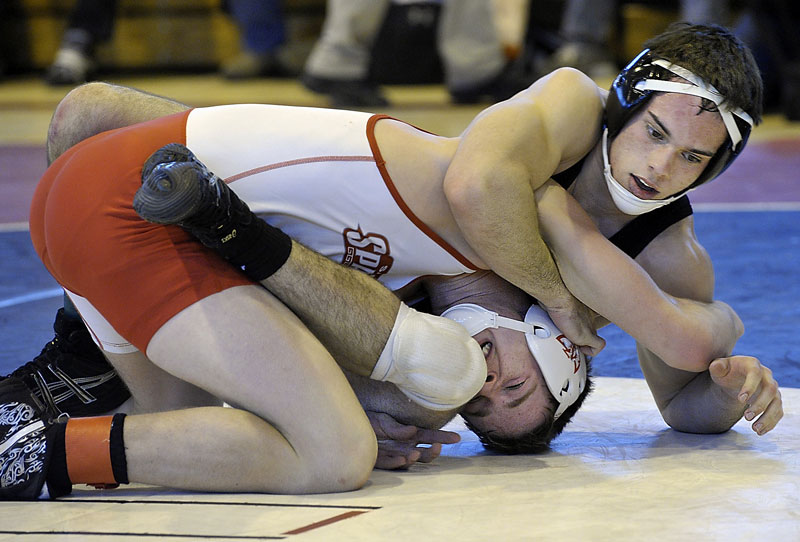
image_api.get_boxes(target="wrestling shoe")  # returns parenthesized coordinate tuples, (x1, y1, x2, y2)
(2, 309, 130, 418)
(141, 142, 203, 181)
(0, 378, 70, 500)
(134, 144, 256, 250)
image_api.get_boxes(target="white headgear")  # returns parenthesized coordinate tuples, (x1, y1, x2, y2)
(441, 303, 587, 419)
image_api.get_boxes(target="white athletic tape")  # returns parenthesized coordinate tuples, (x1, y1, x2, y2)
(372, 303, 487, 411)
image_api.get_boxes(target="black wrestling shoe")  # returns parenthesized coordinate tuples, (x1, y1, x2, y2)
(141, 142, 203, 181)
(2, 309, 131, 418)
(0, 378, 71, 500)
(134, 144, 256, 250)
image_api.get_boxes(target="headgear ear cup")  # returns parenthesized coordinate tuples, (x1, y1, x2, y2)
(523, 305, 586, 419)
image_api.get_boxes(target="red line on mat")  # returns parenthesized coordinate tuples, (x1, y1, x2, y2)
(282, 510, 370, 535)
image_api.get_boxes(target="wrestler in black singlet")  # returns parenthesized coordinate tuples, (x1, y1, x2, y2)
(552, 159, 693, 259)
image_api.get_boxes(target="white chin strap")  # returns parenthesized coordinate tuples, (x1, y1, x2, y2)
(602, 129, 689, 216)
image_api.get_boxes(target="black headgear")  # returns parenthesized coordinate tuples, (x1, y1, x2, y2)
(605, 49, 754, 189)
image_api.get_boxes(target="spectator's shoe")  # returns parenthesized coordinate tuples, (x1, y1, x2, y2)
(2, 309, 130, 419)
(450, 62, 536, 104)
(543, 42, 618, 80)
(0, 378, 71, 500)
(221, 51, 290, 79)
(134, 144, 255, 251)
(301, 73, 390, 107)
(44, 48, 93, 86)
(44, 28, 95, 86)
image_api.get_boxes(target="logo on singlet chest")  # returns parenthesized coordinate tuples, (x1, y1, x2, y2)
(342, 226, 394, 279)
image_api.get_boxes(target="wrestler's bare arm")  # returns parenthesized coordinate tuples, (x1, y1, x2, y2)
(344, 371, 457, 430)
(442, 68, 606, 354)
(634, 224, 783, 434)
(265, 240, 400, 374)
(533, 181, 743, 372)
(637, 346, 782, 435)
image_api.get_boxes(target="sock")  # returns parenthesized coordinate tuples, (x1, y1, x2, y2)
(63, 414, 128, 488)
(45, 423, 72, 497)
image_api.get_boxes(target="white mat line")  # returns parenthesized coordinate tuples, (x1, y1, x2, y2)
(0, 288, 63, 309)
(693, 201, 800, 212)
(0, 221, 29, 232)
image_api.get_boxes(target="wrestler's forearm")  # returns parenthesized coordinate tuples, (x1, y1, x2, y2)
(444, 160, 570, 309)
(262, 240, 400, 376)
(537, 182, 741, 371)
(343, 370, 457, 430)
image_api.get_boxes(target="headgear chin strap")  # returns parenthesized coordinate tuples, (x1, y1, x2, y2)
(604, 49, 754, 211)
(441, 303, 587, 419)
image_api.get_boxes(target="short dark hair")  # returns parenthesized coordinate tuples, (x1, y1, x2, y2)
(643, 22, 763, 125)
(463, 357, 594, 454)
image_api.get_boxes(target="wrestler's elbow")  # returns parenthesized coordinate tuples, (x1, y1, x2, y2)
(661, 409, 736, 435)
(662, 302, 742, 373)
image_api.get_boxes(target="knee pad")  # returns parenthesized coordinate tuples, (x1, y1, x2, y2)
(370, 304, 487, 411)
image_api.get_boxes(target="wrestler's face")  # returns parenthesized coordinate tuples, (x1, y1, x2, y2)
(608, 92, 727, 199)
(460, 317, 554, 438)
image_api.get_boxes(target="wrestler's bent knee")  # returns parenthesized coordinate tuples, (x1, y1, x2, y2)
(48, 82, 116, 163)
(292, 428, 377, 493)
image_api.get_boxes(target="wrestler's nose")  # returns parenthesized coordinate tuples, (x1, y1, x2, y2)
(648, 145, 673, 181)
(479, 371, 498, 395)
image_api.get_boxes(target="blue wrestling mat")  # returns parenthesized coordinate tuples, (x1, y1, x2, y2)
(596, 210, 800, 387)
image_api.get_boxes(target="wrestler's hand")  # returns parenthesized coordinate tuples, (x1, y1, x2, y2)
(540, 295, 605, 357)
(709, 356, 783, 435)
(366, 411, 460, 470)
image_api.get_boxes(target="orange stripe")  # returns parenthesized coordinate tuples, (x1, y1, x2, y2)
(365, 114, 479, 271)
(282, 510, 370, 535)
(65, 416, 116, 485)
(225, 155, 375, 183)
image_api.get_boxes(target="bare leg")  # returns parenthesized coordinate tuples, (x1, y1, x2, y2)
(47, 82, 189, 164)
(104, 350, 221, 414)
(131, 285, 376, 493)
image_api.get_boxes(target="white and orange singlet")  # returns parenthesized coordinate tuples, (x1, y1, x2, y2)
(30, 104, 478, 353)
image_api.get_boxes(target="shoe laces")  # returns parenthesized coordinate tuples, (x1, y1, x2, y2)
(6, 336, 98, 418)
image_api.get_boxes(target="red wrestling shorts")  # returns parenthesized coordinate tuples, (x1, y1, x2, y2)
(29, 110, 253, 352)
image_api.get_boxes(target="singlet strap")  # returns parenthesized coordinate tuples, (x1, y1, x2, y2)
(552, 157, 693, 258)
(609, 196, 693, 259)
(552, 158, 585, 189)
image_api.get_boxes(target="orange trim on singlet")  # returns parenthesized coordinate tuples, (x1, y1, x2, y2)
(65, 416, 116, 485)
(225, 155, 375, 183)
(365, 114, 479, 271)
